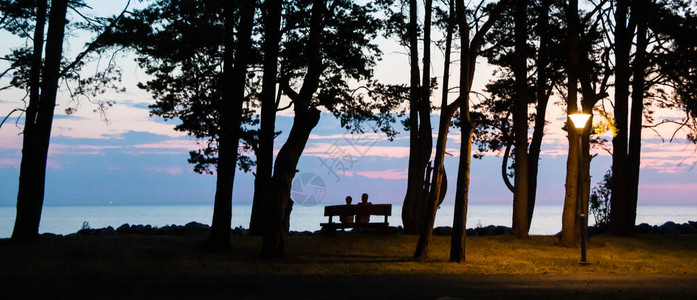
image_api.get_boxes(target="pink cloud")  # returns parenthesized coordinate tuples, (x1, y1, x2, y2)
(641, 182, 697, 192)
(0, 158, 19, 169)
(303, 143, 412, 158)
(144, 166, 185, 176)
(0, 158, 59, 169)
(638, 182, 697, 204)
(133, 140, 199, 150)
(126, 150, 183, 155)
(46, 159, 61, 170)
(636, 141, 697, 173)
(356, 169, 408, 180)
(49, 144, 122, 155)
(0, 132, 22, 150)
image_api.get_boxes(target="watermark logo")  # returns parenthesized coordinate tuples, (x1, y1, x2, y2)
(291, 172, 327, 206)
(317, 126, 382, 182)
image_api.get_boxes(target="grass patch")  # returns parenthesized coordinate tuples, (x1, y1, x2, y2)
(1, 233, 696, 279)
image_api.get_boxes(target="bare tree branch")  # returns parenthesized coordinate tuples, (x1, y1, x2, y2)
(0, 108, 24, 130)
(59, 0, 131, 77)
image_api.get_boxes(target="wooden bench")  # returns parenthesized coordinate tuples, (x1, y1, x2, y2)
(320, 204, 391, 233)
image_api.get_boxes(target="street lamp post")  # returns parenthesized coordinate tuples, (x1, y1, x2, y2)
(569, 112, 591, 265)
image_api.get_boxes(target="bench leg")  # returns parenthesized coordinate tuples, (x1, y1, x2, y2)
(321, 226, 337, 236)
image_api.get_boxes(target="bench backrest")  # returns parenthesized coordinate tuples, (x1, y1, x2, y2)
(324, 204, 391, 217)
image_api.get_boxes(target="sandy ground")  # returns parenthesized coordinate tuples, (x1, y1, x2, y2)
(4, 273, 697, 299)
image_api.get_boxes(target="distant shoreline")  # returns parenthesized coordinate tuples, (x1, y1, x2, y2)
(31, 219, 697, 238)
(2, 204, 697, 238)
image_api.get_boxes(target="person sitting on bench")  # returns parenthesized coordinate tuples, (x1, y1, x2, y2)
(356, 193, 372, 224)
(340, 196, 354, 224)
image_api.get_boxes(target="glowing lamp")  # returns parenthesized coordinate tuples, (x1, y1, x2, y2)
(568, 111, 592, 265)
(568, 113, 591, 130)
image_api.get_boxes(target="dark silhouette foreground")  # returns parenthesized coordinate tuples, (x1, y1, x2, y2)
(4, 274, 697, 299)
(3, 225, 697, 299)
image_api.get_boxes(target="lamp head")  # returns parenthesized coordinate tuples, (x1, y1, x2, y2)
(568, 112, 591, 129)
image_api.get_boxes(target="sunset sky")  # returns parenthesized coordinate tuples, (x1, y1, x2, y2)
(1, 0, 696, 209)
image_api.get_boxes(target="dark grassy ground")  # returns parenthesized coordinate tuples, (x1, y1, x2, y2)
(1, 233, 696, 299)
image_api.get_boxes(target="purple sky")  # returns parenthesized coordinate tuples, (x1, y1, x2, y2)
(1, 0, 696, 209)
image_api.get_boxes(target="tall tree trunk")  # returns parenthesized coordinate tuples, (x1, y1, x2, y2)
(208, 1, 255, 247)
(414, 0, 509, 261)
(610, 0, 631, 235)
(249, 0, 282, 237)
(12, 0, 65, 241)
(450, 0, 473, 262)
(418, 0, 434, 227)
(526, 0, 552, 229)
(414, 0, 455, 259)
(415, 0, 469, 260)
(627, 7, 647, 228)
(261, 107, 321, 258)
(25, 0, 47, 133)
(262, 0, 325, 258)
(402, 0, 426, 235)
(560, 0, 582, 247)
(512, 0, 529, 238)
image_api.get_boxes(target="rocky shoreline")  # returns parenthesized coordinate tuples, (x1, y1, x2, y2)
(63, 220, 697, 238)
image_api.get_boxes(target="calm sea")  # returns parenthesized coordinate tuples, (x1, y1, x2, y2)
(1, 204, 695, 238)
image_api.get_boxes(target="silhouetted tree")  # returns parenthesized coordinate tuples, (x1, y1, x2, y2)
(11, 0, 58, 241)
(626, 0, 648, 234)
(207, 0, 256, 248)
(413, 0, 510, 261)
(3, 0, 128, 240)
(416, 0, 456, 253)
(102, 1, 277, 181)
(609, 0, 697, 234)
(560, 0, 611, 247)
(262, 0, 395, 258)
(610, 0, 631, 235)
(653, 2, 697, 137)
(381, 0, 450, 235)
(381, 0, 434, 235)
(590, 169, 612, 229)
(511, 0, 529, 238)
(96, 0, 257, 247)
(472, 0, 564, 236)
(560, 0, 584, 247)
(525, 0, 555, 229)
(102, 0, 395, 250)
(248, 0, 282, 237)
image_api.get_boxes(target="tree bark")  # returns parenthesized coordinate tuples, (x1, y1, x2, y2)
(12, 0, 65, 241)
(402, 0, 426, 235)
(526, 0, 551, 229)
(414, 0, 454, 258)
(26, 0, 47, 132)
(417, 0, 434, 230)
(261, 0, 325, 258)
(610, 0, 631, 235)
(627, 6, 647, 229)
(413, 0, 510, 261)
(261, 107, 321, 258)
(249, 0, 282, 237)
(512, 0, 529, 238)
(208, 0, 255, 247)
(450, 0, 473, 262)
(429, 0, 455, 228)
(560, 0, 582, 247)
